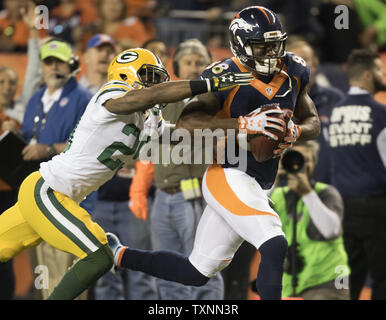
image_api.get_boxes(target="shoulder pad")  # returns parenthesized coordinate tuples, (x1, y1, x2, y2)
(95, 81, 132, 104)
(284, 52, 310, 92)
(201, 58, 237, 78)
(284, 52, 310, 78)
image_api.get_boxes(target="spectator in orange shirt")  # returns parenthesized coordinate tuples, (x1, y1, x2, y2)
(49, 0, 98, 50)
(0, 0, 49, 53)
(0, 0, 29, 52)
(80, 0, 152, 52)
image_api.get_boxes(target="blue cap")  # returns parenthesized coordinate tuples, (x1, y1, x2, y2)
(86, 34, 115, 51)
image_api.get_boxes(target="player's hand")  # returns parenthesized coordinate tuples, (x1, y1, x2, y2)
(273, 117, 302, 157)
(287, 171, 312, 196)
(209, 72, 254, 92)
(1, 119, 18, 133)
(238, 108, 286, 140)
(22, 143, 50, 161)
(20, 1, 38, 30)
(129, 194, 148, 220)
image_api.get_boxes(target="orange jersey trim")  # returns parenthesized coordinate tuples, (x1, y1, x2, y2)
(216, 86, 240, 119)
(231, 57, 288, 100)
(205, 164, 277, 217)
(293, 76, 301, 96)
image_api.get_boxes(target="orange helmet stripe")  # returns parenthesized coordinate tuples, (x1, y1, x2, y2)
(255, 6, 271, 24)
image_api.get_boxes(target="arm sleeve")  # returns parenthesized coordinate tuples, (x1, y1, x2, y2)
(12, 38, 42, 123)
(19, 38, 42, 108)
(302, 189, 342, 240)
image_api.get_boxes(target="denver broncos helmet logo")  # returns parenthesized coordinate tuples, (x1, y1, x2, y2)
(229, 18, 255, 35)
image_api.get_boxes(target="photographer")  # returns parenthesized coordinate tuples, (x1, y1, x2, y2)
(270, 140, 350, 299)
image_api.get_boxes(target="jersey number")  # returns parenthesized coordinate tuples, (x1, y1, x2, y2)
(292, 55, 306, 67)
(97, 124, 143, 171)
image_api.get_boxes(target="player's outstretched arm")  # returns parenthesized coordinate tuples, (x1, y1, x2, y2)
(104, 72, 253, 115)
(293, 88, 320, 141)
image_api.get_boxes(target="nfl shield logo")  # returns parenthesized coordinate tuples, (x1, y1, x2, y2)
(266, 87, 273, 96)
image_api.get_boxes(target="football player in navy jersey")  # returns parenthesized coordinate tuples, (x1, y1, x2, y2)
(107, 6, 320, 300)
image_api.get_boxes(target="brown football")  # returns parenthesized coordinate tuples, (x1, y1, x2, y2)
(249, 105, 288, 162)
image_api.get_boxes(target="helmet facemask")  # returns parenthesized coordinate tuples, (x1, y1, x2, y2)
(230, 28, 287, 76)
(136, 64, 170, 88)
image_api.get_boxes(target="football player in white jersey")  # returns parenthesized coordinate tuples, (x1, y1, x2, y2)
(0, 48, 254, 300)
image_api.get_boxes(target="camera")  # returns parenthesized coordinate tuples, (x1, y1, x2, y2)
(281, 150, 305, 173)
(276, 150, 305, 186)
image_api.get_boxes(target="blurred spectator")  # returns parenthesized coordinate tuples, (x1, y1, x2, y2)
(80, 0, 152, 52)
(154, 0, 228, 47)
(132, 38, 224, 300)
(0, 3, 52, 298)
(263, 0, 324, 46)
(327, 49, 386, 300)
(125, 0, 157, 40)
(17, 38, 96, 299)
(79, 33, 116, 94)
(0, 0, 29, 52)
(317, 0, 362, 63)
(270, 140, 350, 300)
(0, 66, 20, 300)
(92, 163, 159, 300)
(287, 38, 344, 184)
(48, 0, 98, 48)
(354, 0, 386, 51)
(142, 38, 170, 67)
(0, 67, 21, 123)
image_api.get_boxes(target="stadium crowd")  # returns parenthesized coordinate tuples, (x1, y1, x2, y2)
(0, 0, 385, 300)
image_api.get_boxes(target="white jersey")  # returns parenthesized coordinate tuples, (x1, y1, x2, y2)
(40, 80, 164, 203)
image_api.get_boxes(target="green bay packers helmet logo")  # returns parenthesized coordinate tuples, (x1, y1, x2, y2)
(116, 51, 138, 64)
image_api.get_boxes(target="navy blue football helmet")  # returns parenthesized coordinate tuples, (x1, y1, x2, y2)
(229, 6, 287, 75)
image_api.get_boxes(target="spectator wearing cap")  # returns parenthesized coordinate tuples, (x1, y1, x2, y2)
(19, 38, 95, 299)
(80, 33, 117, 95)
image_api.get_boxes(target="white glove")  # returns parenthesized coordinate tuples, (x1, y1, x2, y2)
(142, 105, 164, 139)
(238, 108, 286, 140)
(273, 118, 302, 157)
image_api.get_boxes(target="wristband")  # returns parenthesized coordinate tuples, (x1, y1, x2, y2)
(189, 79, 212, 95)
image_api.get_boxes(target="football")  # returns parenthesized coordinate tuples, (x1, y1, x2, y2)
(249, 106, 288, 162)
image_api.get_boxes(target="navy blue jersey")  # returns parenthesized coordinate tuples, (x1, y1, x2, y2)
(327, 93, 386, 196)
(201, 53, 310, 189)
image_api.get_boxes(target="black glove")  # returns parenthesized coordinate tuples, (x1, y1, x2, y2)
(190, 72, 253, 95)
